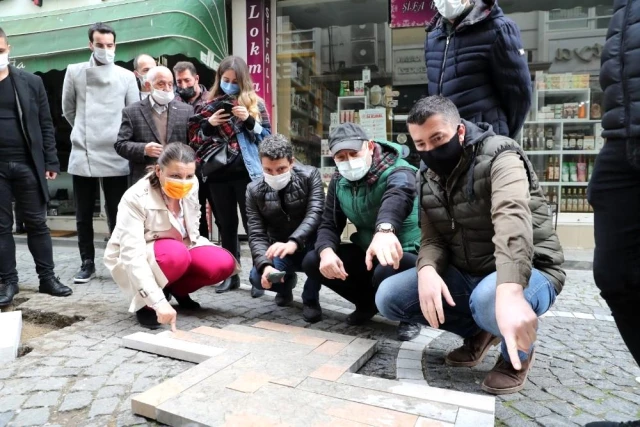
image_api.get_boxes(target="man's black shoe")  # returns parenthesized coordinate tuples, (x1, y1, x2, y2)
(275, 291, 294, 307)
(397, 322, 421, 341)
(346, 308, 377, 326)
(73, 260, 96, 284)
(0, 282, 19, 306)
(39, 277, 73, 297)
(216, 275, 240, 293)
(172, 293, 201, 310)
(302, 303, 323, 323)
(136, 307, 161, 329)
(251, 286, 265, 298)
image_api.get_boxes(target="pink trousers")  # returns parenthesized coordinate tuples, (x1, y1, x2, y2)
(154, 239, 236, 297)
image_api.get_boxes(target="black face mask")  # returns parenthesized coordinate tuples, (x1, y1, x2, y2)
(418, 131, 464, 177)
(177, 86, 196, 100)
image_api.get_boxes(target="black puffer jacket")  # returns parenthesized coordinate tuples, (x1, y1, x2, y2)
(600, 0, 640, 148)
(246, 163, 325, 273)
(425, 0, 531, 139)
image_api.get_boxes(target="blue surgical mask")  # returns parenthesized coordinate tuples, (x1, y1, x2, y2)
(220, 81, 240, 95)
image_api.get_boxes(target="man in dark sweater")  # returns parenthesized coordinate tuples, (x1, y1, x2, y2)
(302, 123, 421, 340)
(246, 134, 324, 320)
(0, 27, 73, 305)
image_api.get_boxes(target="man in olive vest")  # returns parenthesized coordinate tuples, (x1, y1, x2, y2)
(376, 96, 565, 395)
(302, 123, 421, 341)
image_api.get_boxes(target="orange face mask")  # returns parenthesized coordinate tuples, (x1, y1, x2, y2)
(162, 177, 194, 199)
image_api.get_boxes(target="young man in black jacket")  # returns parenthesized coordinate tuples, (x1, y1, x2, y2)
(302, 123, 421, 340)
(246, 134, 325, 322)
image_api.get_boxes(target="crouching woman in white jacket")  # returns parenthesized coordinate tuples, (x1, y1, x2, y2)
(104, 143, 238, 329)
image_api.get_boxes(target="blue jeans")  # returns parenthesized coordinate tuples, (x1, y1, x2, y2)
(376, 265, 557, 361)
(249, 246, 320, 304)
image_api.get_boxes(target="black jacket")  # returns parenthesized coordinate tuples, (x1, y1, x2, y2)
(6, 66, 60, 202)
(246, 164, 325, 273)
(601, 0, 640, 146)
(425, 0, 531, 139)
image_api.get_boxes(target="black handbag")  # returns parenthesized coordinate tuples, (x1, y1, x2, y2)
(200, 141, 228, 177)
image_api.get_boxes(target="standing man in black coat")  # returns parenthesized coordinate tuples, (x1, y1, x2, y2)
(588, 5, 640, 426)
(426, 0, 531, 139)
(0, 28, 73, 305)
(246, 134, 325, 321)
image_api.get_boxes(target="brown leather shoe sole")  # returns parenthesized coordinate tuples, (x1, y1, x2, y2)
(480, 350, 536, 395)
(445, 336, 501, 367)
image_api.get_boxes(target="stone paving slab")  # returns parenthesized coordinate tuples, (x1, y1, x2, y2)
(0, 311, 22, 363)
(125, 321, 495, 426)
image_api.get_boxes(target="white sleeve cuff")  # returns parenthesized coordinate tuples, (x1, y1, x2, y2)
(253, 122, 263, 135)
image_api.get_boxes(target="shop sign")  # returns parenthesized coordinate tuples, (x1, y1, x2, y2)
(392, 45, 427, 85)
(548, 37, 603, 74)
(246, 0, 272, 117)
(555, 43, 603, 63)
(359, 109, 387, 141)
(390, 0, 437, 28)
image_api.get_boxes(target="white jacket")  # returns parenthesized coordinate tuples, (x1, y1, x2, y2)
(103, 176, 239, 312)
(62, 55, 139, 177)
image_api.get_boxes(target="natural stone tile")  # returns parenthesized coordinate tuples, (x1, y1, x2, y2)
(397, 368, 424, 380)
(397, 358, 422, 370)
(0, 395, 27, 412)
(226, 372, 273, 393)
(96, 386, 126, 399)
(309, 364, 349, 382)
(59, 391, 93, 412)
(11, 407, 49, 427)
(312, 341, 349, 356)
(454, 408, 494, 427)
(190, 326, 268, 343)
(398, 349, 423, 360)
(71, 376, 108, 392)
(325, 401, 419, 426)
(88, 397, 119, 418)
(122, 331, 226, 363)
(30, 378, 68, 391)
(23, 391, 60, 408)
(415, 417, 454, 427)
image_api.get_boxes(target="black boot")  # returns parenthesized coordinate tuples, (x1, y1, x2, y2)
(216, 275, 240, 294)
(0, 282, 19, 306)
(172, 293, 201, 310)
(136, 307, 161, 330)
(396, 322, 421, 341)
(39, 277, 73, 297)
(346, 307, 377, 326)
(73, 260, 95, 284)
(302, 302, 323, 323)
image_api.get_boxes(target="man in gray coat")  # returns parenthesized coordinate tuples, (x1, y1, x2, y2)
(115, 66, 193, 185)
(62, 22, 138, 284)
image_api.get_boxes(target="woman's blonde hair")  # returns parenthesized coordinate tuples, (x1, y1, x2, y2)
(208, 55, 261, 121)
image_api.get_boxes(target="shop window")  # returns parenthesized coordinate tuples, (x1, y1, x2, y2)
(548, 7, 589, 31)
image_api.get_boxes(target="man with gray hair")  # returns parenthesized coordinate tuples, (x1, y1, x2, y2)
(133, 54, 156, 100)
(376, 95, 565, 394)
(115, 66, 193, 184)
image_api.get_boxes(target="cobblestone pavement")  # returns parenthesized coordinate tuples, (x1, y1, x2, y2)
(0, 243, 638, 426)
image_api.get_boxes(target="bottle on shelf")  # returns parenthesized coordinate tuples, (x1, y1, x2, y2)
(553, 157, 560, 181)
(538, 129, 545, 151)
(569, 160, 578, 182)
(562, 161, 570, 182)
(588, 158, 595, 181)
(561, 188, 568, 212)
(577, 133, 584, 150)
(577, 156, 587, 182)
(545, 158, 553, 182)
(562, 134, 570, 150)
(571, 189, 578, 212)
(545, 127, 554, 150)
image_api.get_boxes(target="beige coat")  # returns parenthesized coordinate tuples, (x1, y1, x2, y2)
(103, 176, 238, 312)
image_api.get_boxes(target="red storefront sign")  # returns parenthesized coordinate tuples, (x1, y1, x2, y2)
(390, 0, 437, 28)
(246, 0, 272, 118)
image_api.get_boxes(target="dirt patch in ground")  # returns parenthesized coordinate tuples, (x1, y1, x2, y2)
(22, 321, 57, 342)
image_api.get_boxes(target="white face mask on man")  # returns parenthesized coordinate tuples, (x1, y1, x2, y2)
(433, 0, 468, 20)
(151, 89, 175, 105)
(264, 170, 292, 191)
(93, 47, 115, 64)
(0, 53, 9, 71)
(336, 147, 371, 182)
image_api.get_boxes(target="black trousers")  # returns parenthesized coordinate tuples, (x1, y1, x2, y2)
(197, 175, 219, 239)
(207, 176, 251, 261)
(302, 243, 418, 309)
(588, 139, 640, 365)
(0, 162, 55, 283)
(73, 175, 128, 262)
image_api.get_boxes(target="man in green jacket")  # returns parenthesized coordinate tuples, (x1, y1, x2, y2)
(302, 123, 421, 341)
(376, 96, 565, 395)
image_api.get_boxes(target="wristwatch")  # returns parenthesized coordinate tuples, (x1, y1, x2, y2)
(376, 223, 396, 234)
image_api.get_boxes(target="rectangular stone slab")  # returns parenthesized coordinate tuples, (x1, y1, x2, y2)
(0, 311, 22, 363)
(132, 349, 248, 419)
(122, 331, 226, 363)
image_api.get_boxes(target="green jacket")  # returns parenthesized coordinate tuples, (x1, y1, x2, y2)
(334, 141, 421, 253)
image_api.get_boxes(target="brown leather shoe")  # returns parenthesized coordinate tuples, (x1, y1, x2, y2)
(445, 330, 501, 367)
(481, 349, 536, 395)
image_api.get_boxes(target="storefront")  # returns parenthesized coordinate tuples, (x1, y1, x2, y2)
(231, 0, 612, 248)
(0, 0, 228, 235)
